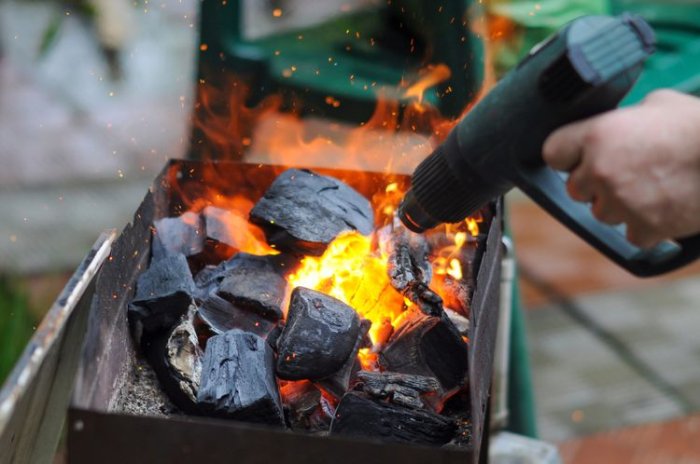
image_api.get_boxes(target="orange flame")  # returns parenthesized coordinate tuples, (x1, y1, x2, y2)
(404, 63, 452, 105)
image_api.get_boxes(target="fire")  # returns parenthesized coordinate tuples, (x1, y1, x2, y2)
(404, 63, 452, 105)
(287, 231, 406, 344)
(181, 6, 509, 379)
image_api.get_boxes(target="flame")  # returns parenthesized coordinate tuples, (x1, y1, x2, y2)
(288, 231, 406, 344)
(404, 63, 452, 105)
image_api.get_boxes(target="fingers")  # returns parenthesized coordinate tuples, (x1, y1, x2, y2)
(542, 119, 592, 171)
(566, 168, 594, 203)
(626, 218, 664, 249)
(591, 195, 625, 225)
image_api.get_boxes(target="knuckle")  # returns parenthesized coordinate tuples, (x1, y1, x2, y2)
(588, 159, 610, 183)
(643, 89, 677, 105)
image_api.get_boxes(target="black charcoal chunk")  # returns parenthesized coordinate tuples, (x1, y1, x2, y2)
(146, 310, 203, 414)
(197, 294, 275, 338)
(197, 329, 284, 425)
(200, 206, 245, 260)
(276, 287, 360, 381)
(129, 254, 195, 334)
(315, 327, 365, 398)
(216, 253, 287, 321)
(281, 381, 334, 432)
(357, 371, 440, 409)
(249, 169, 374, 256)
(152, 212, 204, 261)
(379, 310, 469, 391)
(329, 392, 455, 446)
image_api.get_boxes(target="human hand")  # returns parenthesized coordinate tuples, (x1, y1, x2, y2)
(542, 89, 700, 248)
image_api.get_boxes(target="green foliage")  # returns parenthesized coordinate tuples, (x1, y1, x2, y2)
(0, 277, 36, 386)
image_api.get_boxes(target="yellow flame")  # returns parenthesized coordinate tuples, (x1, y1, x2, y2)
(287, 231, 406, 343)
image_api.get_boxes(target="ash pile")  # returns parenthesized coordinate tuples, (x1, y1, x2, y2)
(128, 168, 477, 447)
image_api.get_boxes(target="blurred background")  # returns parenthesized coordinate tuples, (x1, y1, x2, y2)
(1, 0, 700, 461)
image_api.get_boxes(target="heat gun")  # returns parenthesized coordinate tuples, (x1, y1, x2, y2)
(398, 14, 700, 277)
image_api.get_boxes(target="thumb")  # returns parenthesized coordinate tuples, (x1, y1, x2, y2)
(542, 119, 592, 172)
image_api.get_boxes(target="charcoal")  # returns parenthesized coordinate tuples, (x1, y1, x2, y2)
(197, 294, 276, 338)
(357, 371, 440, 409)
(379, 310, 469, 391)
(216, 253, 287, 321)
(280, 380, 334, 431)
(199, 205, 250, 262)
(379, 220, 443, 316)
(194, 252, 297, 300)
(249, 169, 374, 256)
(315, 324, 366, 398)
(276, 287, 360, 381)
(445, 308, 469, 336)
(151, 212, 204, 261)
(129, 253, 195, 335)
(440, 275, 470, 317)
(197, 329, 284, 425)
(329, 392, 456, 446)
(145, 309, 203, 414)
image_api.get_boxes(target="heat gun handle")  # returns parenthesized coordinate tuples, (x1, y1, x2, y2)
(516, 167, 700, 277)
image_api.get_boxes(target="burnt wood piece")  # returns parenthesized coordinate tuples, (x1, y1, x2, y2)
(379, 310, 469, 391)
(357, 371, 440, 410)
(129, 253, 195, 335)
(151, 212, 204, 261)
(249, 169, 374, 256)
(280, 381, 334, 432)
(379, 221, 443, 316)
(145, 310, 203, 414)
(440, 275, 471, 317)
(329, 392, 456, 446)
(276, 287, 360, 381)
(197, 329, 284, 425)
(197, 294, 276, 338)
(216, 253, 287, 321)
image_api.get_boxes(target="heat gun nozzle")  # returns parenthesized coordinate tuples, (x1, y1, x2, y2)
(397, 130, 501, 233)
(398, 190, 438, 233)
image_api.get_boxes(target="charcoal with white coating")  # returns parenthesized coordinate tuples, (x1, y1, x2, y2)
(249, 169, 374, 256)
(276, 287, 360, 381)
(145, 309, 202, 414)
(197, 329, 284, 425)
(329, 392, 456, 445)
(357, 371, 440, 409)
(151, 212, 204, 261)
(379, 220, 443, 316)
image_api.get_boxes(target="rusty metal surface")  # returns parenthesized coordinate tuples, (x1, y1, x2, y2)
(0, 231, 115, 464)
(69, 159, 501, 464)
(469, 200, 503, 463)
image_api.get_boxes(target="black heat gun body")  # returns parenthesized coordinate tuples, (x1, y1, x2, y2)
(399, 14, 700, 277)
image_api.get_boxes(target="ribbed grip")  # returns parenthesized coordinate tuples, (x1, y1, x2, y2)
(409, 131, 496, 224)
